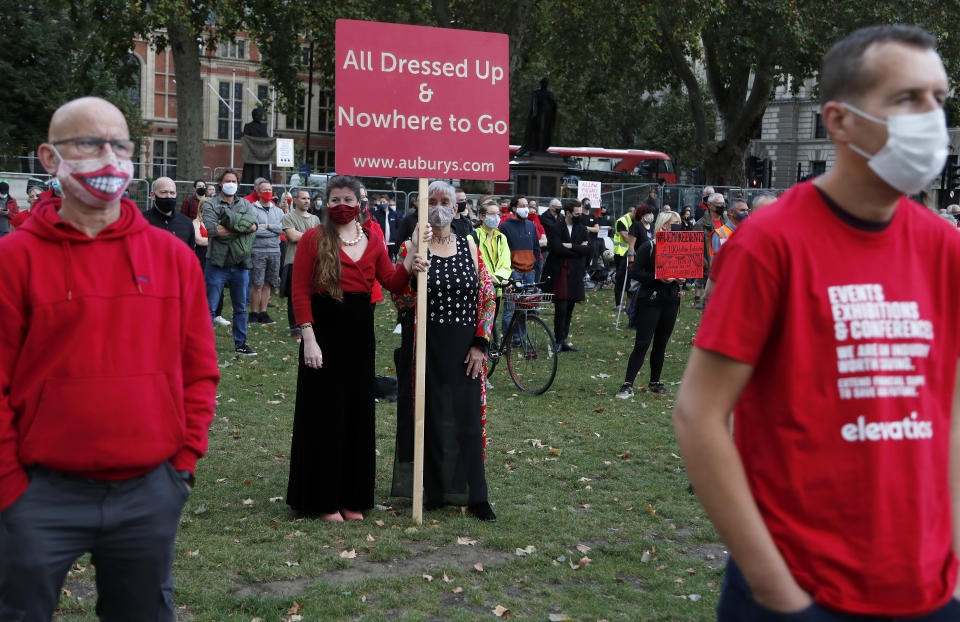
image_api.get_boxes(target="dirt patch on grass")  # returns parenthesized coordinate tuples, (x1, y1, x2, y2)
(686, 542, 728, 569)
(232, 544, 515, 597)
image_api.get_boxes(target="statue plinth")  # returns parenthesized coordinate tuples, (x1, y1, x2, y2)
(510, 152, 568, 198)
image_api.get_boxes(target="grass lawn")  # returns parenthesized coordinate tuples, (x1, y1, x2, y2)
(55, 287, 724, 621)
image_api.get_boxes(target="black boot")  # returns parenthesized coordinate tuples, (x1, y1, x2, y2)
(468, 502, 497, 522)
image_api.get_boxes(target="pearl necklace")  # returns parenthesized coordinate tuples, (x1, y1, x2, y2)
(339, 222, 364, 246)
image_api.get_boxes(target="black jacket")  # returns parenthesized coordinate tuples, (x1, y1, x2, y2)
(144, 206, 195, 250)
(628, 238, 680, 305)
(541, 218, 591, 301)
(374, 206, 403, 245)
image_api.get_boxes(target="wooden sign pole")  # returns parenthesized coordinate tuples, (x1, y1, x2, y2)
(412, 177, 429, 525)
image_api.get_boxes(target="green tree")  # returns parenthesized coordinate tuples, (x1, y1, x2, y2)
(645, 0, 960, 185)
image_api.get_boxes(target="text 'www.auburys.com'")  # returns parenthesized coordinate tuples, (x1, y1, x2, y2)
(351, 156, 496, 176)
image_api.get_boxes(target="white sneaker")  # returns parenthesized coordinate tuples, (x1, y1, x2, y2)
(392, 323, 402, 334)
(615, 383, 634, 399)
(214, 316, 231, 326)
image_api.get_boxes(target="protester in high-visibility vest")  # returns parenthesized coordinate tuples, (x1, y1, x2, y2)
(711, 198, 749, 255)
(613, 205, 637, 308)
(692, 193, 726, 309)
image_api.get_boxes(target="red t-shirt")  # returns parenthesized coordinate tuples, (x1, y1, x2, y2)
(696, 182, 960, 616)
(291, 226, 409, 324)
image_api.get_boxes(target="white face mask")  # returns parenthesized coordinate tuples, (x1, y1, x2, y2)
(643, 214, 655, 224)
(516, 207, 529, 219)
(843, 103, 949, 195)
(221, 181, 238, 196)
(484, 214, 500, 229)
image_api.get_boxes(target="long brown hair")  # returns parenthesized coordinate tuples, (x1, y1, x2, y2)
(314, 176, 364, 301)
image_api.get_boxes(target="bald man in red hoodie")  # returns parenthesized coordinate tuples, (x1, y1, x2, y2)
(0, 97, 219, 620)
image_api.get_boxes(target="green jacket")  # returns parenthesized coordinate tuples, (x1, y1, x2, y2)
(202, 195, 257, 268)
(475, 226, 512, 295)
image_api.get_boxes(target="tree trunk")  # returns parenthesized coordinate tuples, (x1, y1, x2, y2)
(704, 140, 747, 187)
(166, 18, 204, 181)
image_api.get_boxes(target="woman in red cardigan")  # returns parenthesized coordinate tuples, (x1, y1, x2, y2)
(286, 175, 428, 522)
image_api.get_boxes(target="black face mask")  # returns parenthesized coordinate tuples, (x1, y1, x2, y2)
(154, 196, 177, 214)
(457, 201, 468, 213)
(196, 188, 206, 196)
(570, 215, 581, 225)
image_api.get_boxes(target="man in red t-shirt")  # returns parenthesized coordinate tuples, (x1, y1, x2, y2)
(674, 26, 960, 620)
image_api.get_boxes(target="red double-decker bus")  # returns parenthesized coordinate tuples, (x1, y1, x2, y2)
(508, 145, 675, 184)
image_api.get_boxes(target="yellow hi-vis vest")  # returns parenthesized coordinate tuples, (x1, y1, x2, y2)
(613, 214, 633, 256)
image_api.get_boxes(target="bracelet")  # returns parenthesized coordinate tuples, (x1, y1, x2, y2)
(298, 322, 313, 329)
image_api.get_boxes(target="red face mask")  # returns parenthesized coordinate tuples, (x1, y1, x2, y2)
(328, 203, 360, 224)
(259, 190, 273, 202)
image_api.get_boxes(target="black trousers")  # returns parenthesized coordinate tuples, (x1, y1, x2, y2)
(623, 301, 679, 386)
(553, 298, 576, 345)
(614, 254, 628, 306)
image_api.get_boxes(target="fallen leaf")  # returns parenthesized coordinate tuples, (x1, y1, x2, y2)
(289, 616, 303, 622)
(287, 602, 303, 615)
(473, 562, 484, 572)
(284, 561, 299, 567)
(621, 451, 631, 460)
(647, 504, 656, 515)
(549, 615, 573, 622)
(452, 586, 464, 594)
(514, 545, 536, 556)
(216, 478, 227, 484)
(269, 496, 283, 503)
(548, 448, 561, 456)
(457, 536, 478, 546)
(443, 572, 452, 583)
(340, 549, 357, 559)
(242, 498, 254, 506)
(366, 534, 376, 542)
(592, 408, 604, 413)
(689, 594, 702, 602)
(506, 449, 516, 455)
(576, 544, 591, 554)
(188, 550, 200, 557)
(492, 605, 512, 617)
(641, 550, 651, 563)
(266, 400, 281, 404)
(375, 520, 385, 526)
(422, 573, 433, 582)
(61, 588, 72, 597)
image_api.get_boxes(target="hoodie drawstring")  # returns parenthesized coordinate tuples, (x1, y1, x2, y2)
(61, 241, 74, 301)
(123, 236, 142, 294)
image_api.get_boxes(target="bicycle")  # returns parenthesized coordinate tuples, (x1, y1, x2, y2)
(487, 281, 558, 395)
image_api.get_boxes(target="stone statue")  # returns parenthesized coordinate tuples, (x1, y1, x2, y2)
(518, 78, 557, 156)
(242, 108, 269, 138)
(241, 108, 271, 184)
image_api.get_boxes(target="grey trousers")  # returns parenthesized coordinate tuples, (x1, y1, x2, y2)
(0, 462, 189, 621)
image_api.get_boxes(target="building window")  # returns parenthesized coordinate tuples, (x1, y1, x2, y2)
(257, 84, 269, 108)
(318, 90, 335, 133)
(814, 113, 827, 139)
(285, 91, 306, 130)
(152, 140, 177, 179)
(217, 81, 242, 140)
(810, 160, 826, 176)
(218, 40, 246, 59)
(127, 54, 142, 112)
(154, 49, 176, 120)
(311, 149, 335, 172)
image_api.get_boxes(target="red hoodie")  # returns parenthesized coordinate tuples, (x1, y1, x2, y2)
(0, 197, 220, 511)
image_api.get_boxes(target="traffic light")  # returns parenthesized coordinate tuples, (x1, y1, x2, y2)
(947, 161, 960, 190)
(749, 158, 766, 187)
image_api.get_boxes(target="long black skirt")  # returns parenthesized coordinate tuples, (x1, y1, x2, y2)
(287, 292, 375, 515)
(391, 323, 488, 507)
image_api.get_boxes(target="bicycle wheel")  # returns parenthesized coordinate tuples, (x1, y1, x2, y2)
(487, 323, 501, 376)
(506, 314, 558, 394)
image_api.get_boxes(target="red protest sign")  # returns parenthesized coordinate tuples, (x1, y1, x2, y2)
(335, 20, 509, 180)
(655, 231, 704, 279)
